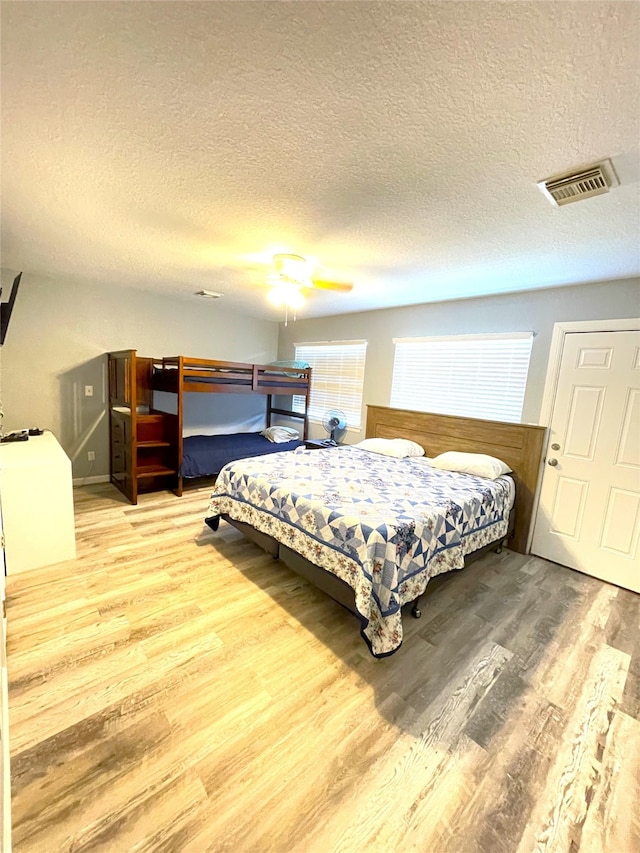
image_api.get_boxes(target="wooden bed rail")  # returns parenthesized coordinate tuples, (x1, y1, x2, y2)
(152, 356, 311, 396)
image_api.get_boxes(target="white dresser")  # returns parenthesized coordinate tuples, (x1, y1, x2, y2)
(0, 431, 76, 574)
(0, 431, 76, 851)
(1, 530, 9, 853)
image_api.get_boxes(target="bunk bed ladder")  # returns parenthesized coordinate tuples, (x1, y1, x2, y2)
(108, 350, 181, 505)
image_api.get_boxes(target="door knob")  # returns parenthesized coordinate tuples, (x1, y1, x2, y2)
(548, 458, 558, 466)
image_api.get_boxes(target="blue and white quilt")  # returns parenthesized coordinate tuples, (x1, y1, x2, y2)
(206, 446, 514, 657)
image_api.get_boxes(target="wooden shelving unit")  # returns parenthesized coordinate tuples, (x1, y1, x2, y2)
(108, 350, 180, 504)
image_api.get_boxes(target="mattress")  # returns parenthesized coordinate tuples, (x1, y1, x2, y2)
(181, 432, 302, 478)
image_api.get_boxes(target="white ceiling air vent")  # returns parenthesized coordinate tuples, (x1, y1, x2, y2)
(195, 289, 223, 299)
(537, 159, 619, 207)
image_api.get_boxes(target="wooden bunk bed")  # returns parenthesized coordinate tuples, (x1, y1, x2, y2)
(153, 356, 311, 496)
(107, 351, 311, 504)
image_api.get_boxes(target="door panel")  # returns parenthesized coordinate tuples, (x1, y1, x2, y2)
(616, 389, 640, 467)
(532, 329, 640, 593)
(577, 346, 613, 368)
(600, 488, 640, 556)
(549, 477, 588, 538)
(564, 385, 604, 459)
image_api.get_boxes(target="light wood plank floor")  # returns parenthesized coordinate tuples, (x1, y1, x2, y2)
(7, 483, 640, 852)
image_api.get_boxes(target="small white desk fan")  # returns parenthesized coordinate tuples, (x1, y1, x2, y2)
(322, 409, 347, 445)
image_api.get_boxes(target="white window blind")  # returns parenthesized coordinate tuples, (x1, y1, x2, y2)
(391, 332, 534, 423)
(293, 340, 368, 428)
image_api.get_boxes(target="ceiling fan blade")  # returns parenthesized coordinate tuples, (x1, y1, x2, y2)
(309, 278, 353, 292)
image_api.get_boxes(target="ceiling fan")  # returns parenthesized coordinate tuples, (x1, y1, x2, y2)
(267, 254, 353, 294)
(264, 253, 353, 321)
(267, 253, 353, 326)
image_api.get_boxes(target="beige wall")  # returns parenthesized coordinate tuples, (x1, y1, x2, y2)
(278, 277, 640, 440)
(0, 271, 279, 478)
(2, 272, 638, 478)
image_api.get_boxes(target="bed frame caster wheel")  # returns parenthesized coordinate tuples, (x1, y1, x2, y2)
(412, 606, 422, 619)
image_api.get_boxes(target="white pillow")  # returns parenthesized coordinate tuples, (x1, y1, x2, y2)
(354, 438, 425, 458)
(393, 439, 425, 458)
(261, 426, 300, 443)
(429, 451, 512, 480)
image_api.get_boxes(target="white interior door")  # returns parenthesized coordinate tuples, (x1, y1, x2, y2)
(531, 329, 640, 593)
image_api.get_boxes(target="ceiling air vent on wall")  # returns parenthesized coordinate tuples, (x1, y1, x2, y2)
(537, 159, 619, 207)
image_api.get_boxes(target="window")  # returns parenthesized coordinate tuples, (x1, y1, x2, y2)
(391, 332, 534, 423)
(293, 340, 368, 428)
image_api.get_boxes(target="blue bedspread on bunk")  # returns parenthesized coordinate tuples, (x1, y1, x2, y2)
(181, 432, 302, 478)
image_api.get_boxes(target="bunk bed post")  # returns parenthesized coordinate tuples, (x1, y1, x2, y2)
(107, 350, 139, 504)
(126, 350, 138, 504)
(108, 351, 130, 503)
(176, 356, 184, 497)
(266, 394, 273, 429)
(303, 367, 311, 440)
(130, 357, 142, 505)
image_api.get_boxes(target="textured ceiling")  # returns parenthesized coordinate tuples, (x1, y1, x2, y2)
(1, 1, 639, 320)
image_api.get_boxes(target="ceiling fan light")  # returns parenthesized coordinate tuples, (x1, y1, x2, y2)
(287, 288, 305, 309)
(267, 281, 304, 309)
(266, 287, 285, 307)
(274, 253, 310, 282)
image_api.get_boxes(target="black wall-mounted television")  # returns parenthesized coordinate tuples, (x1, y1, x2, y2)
(0, 271, 22, 345)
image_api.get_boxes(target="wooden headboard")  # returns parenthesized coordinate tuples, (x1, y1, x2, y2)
(366, 405, 546, 554)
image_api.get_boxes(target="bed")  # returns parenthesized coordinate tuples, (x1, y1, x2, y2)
(151, 356, 312, 492)
(204, 406, 546, 657)
(181, 432, 303, 478)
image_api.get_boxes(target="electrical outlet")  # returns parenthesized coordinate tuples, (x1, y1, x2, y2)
(87, 450, 95, 461)
(84, 385, 93, 397)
